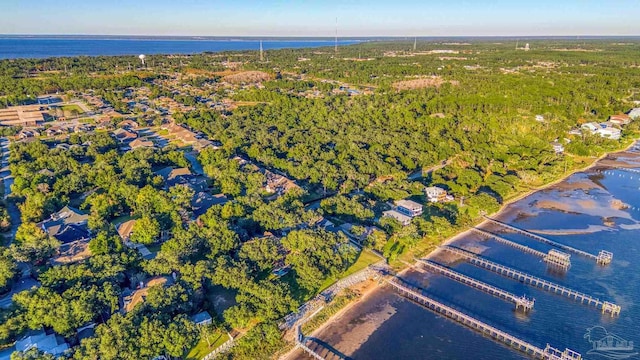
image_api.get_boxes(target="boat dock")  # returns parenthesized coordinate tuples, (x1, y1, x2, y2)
(295, 325, 345, 360)
(418, 259, 534, 311)
(482, 216, 613, 266)
(386, 278, 582, 360)
(472, 228, 571, 270)
(440, 246, 621, 316)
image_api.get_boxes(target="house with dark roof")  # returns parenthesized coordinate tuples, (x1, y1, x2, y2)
(154, 167, 195, 188)
(190, 311, 213, 326)
(191, 192, 228, 219)
(41, 206, 89, 241)
(12, 328, 69, 358)
(41, 206, 92, 265)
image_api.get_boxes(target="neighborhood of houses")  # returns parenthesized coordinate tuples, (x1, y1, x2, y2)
(0, 80, 639, 359)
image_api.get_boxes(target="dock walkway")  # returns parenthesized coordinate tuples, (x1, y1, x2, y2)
(418, 259, 534, 311)
(440, 246, 620, 316)
(386, 278, 581, 360)
(482, 216, 612, 265)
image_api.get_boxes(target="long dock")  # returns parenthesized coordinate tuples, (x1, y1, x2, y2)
(296, 325, 346, 360)
(440, 246, 621, 317)
(386, 278, 581, 360)
(418, 259, 534, 311)
(482, 216, 613, 265)
(472, 228, 571, 270)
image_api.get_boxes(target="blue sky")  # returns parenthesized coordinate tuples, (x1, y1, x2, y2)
(3, 0, 639, 36)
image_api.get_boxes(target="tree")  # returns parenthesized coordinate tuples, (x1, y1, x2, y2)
(282, 230, 357, 292)
(0, 248, 17, 292)
(11, 223, 59, 264)
(130, 216, 160, 245)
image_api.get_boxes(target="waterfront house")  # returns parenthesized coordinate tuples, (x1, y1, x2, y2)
(581, 122, 600, 133)
(381, 210, 412, 226)
(551, 141, 565, 154)
(596, 127, 621, 140)
(394, 199, 423, 217)
(609, 114, 631, 126)
(424, 186, 453, 203)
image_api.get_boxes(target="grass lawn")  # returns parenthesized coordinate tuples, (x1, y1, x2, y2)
(185, 329, 229, 360)
(60, 104, 84, 115)
(318, 249, 381, 294)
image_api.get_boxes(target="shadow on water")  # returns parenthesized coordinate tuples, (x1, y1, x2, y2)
(306, 337, 353, 360)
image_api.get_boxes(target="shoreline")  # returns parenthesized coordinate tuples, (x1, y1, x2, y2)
(289, 138, 639, 358)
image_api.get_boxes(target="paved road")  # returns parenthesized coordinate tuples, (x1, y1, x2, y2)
(0, 138, 20, 243)
(0, 277, 40, 309)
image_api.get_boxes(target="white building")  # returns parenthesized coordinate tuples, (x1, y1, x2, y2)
(629, 108, 640, 120)
(381, 210, 412, 226)
(424, 186, 453, 203)
(394, 199, 423, 217)
(551, 141, 565, 154)
(581, 122, 600, 133)
(596, 127, 621, 140)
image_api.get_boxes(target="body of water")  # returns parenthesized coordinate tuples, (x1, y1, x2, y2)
(0, 37, 361, 59)
(305, 149, 640, 360)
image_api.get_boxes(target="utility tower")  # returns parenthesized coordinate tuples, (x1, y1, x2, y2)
(335, 17, 338, 54)
(259, 40, 264, 62)
(413, 37, 417, 52)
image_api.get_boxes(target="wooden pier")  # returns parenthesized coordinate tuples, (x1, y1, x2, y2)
(386, 278, 581, 360)
(418, 259, 534, 312)
(295, 325, 346, 360)
(441, 246, 621, 317)
(472, 228, 571, 270)
(482, 216, 613, 266)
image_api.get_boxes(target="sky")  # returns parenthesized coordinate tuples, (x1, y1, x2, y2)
(2, 0, 640, 37)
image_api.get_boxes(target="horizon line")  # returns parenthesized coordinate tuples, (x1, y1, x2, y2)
(2, 34, 640, 39)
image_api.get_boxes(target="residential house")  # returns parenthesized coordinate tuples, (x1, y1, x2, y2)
(40, 206, 90, 244)
(394, 199, 423, 217)
(581, 122, 600, 133)
(122, 276, 174, 313)
(17, 129, 38, 140)
(13, 329, 69, 357)
(596, 127, 621, 140)
(41, 206, 92, 265)
(191, 192, 228, 219)
(154, 167, 193, 188)
(381, 210, 412, 226)
(424, 186, 453, 203)
(628, 108, 640, 120)
(112, 128, 138, 143)
(609, 114, 631, 126)
(551, 141, 565, 154)
(45, 126, 65, 137)
(129, 138, 155, 150)
(190, 311, 213, 326)
(116, 219, 137, 243)
(118, 119, 139, 129)
(535, 115, 545, 122)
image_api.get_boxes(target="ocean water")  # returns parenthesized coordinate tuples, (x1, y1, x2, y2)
(312, 151, 640, 360)
(0, 37, 361, 59)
